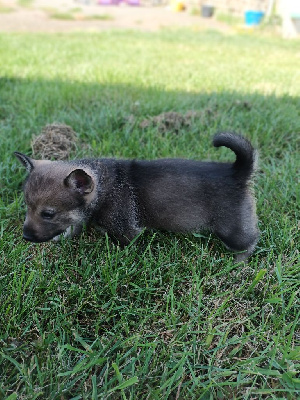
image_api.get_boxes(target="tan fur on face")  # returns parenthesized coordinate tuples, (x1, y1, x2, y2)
(25, 161, 98, 207)
(20, 158, 98, 242)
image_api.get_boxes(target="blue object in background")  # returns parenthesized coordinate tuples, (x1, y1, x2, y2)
(245, 10, 265, 26)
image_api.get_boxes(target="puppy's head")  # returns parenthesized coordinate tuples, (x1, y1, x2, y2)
(15, 152, 96, 243)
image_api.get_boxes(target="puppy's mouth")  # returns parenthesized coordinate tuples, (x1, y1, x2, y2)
(23, 229, 65, 243)
(23, 225, 81, 243)
(52, 226, 75, 242)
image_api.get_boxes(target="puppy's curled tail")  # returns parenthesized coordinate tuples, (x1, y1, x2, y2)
(213, 132, 257, 178)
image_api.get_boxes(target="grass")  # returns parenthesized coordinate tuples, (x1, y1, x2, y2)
(49, 11, 76, 21)
(0, 29, 299, 399)
(42, 6, 114, 22)
(0, 5, 15, 13)
(86, 14, 114, 21)
(215, 12, 243, 26)
(48, 10, 114, 21)
(17, 0, 34, 7)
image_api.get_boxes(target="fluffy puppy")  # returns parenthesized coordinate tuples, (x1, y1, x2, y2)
(15, 132, 259, 261)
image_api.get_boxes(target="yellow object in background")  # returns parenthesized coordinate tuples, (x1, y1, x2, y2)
(171, 1, 186, 12)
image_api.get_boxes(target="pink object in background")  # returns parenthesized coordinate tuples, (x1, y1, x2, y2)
(98, 0, 140, 5)
(98, 0, 121, 5)
(126, 0, 140, 6)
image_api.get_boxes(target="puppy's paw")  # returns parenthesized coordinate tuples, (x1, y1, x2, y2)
(52, 225, 83, 242)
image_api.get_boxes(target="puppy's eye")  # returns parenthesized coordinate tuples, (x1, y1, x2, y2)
(40, 210, 55, 220)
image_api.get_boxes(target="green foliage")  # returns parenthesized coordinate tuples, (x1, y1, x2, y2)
(0, 5, 14, 13)
(47, 9, 113, 21)
(49, 12, 76, 21)
(17, 0, 34, 7)
(215, 12, 243, 26)
(0, 29, 299, 399)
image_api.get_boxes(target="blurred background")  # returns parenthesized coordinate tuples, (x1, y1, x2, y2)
(0, 0, 299, 37)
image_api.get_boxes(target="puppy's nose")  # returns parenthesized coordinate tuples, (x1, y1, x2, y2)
(23, 232, 35, 242)
(23, 227, 38, 242)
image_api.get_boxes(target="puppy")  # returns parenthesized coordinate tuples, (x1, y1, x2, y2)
(15, 132, 259, 261)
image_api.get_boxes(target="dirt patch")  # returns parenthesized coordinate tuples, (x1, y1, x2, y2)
(139, 108, 220, 133)
(31, 123, 77, 160)
(140, 110, 202, 133)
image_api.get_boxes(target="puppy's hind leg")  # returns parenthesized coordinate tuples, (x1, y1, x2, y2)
(215, 223, 259, 262)
(233, 240, 258, 262)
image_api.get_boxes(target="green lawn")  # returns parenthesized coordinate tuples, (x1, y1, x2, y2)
(0, 29, 299, 399)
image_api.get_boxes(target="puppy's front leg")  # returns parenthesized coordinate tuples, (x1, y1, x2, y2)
(52, 223, 83, 242)
(109, 227, 143, 248)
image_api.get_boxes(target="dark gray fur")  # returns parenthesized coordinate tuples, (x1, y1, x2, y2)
(15, 132, 259, 261)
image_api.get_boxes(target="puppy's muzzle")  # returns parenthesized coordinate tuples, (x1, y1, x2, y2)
(23, 226, 42, 243)
(23, 226, 63, 243)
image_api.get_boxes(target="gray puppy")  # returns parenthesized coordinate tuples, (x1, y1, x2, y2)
(15, 132, 259, 261)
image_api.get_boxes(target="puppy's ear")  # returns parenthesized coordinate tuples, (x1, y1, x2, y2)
(64, 169, 94, 195)
(14, 152, 35, 173)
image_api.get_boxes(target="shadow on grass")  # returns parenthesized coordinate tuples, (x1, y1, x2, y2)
(0, 75, 298, 160)
(0, 74, 298, 249)
(0, 74, 298, 253)
(1, 75, 298, 224)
